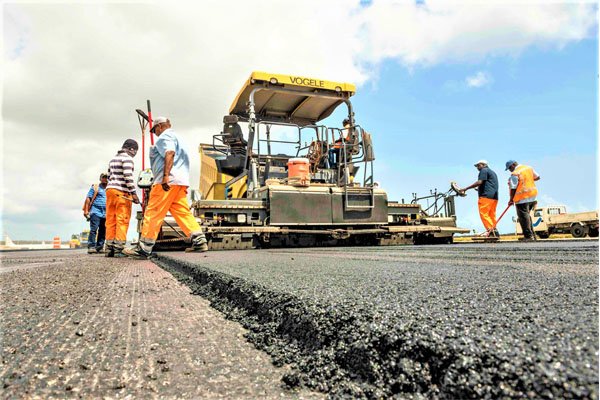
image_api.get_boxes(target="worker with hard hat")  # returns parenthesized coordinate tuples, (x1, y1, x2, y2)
(123, 116, 208, 259)
(105, 139, 140, 257)
(506, 160, 540, 241)
(459, 160, 499, 236)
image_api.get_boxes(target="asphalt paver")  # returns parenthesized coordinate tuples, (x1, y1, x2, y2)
(156, 242, 599, 399)
(0, 250, 321, 399)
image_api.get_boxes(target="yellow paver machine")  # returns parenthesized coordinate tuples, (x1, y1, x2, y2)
(148, 72, 469, 250)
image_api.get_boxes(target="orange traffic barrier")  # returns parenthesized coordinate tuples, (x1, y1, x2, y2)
(53, 236, 61, 249)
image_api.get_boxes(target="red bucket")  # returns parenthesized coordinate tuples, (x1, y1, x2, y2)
(287, 158, 310, 186)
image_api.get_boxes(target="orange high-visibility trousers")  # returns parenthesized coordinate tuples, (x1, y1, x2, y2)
(105, 188, 133, 248)
(478, 197, 498, 231)
(140, 185, 202, 246)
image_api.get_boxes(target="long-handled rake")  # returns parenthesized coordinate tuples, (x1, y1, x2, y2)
(472, 203, 512, 242)
(485, 203, 512, 237)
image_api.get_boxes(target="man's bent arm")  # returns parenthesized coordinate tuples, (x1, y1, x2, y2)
(163, 151, 175, 182)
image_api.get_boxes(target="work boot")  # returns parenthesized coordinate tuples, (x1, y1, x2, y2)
(122, 245, 151, 260)
(87, 247, 96, 254)
(113, 250, 128, 258)
(96, 247, 105, 254)
(185, 243, 209, 253)
(185, 234, 209, 253)
(105, 246, 115, 258)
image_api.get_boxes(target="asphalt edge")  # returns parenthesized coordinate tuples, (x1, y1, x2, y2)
(152, 254, 519, 398)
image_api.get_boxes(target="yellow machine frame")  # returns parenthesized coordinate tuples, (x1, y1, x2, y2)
(199, 144, 247, 200)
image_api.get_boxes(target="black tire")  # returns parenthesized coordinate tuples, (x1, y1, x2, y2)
(537, 231, 550, 239)
(588, 227, 599, 238)
(571, 224, 587, 238)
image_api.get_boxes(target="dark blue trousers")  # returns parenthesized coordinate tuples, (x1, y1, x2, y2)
(88, 214, 106, 250)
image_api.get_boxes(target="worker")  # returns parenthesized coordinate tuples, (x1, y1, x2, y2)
(123, 116, 208, 259)
(459, 160, 499, 236)
(105, 139, 140, 257)
(328, 118, 353, 168)
(83, 173, 108, 253)
(506, 160, 541, 241)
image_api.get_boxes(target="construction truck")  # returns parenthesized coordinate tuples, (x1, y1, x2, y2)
(69, 230, 90, 248)
(69, 234, 82, 249)
(140, 72, 468, 250)
(515, 205, 599, 239)
(79, 230, 90, 247)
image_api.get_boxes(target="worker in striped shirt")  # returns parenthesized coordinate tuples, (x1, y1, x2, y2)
(105, 139, 140, 257)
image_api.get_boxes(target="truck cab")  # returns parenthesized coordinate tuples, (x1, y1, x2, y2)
(530, 205, 566, 236)
(514, 205, 598, 238)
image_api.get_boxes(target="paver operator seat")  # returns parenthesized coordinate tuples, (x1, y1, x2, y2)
(222, 115, 247, 154)
(216, 115, 247, 177)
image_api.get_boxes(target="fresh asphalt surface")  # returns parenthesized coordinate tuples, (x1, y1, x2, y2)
(157, 241, 599, 399)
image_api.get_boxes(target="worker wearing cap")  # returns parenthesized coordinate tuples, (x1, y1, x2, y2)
(123, 116, 208, 259)
(459, 160, 499, 236)
(83, 173, 108, 253)
(105, 139, 140, 257)
(506, 160, 540, 241)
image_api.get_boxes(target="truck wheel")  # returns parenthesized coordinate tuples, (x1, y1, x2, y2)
(571, 224, 587, 238)
(589, 228, 599, 238)
(537, 232, 550, 239)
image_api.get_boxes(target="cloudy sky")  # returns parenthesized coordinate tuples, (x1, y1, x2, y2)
(2, 0, 598, 240)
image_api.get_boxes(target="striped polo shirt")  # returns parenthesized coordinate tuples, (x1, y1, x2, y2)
(107, 150, 136, 193)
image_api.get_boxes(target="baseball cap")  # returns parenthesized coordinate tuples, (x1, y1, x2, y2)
(100, 172, 109, 179)
(505, 160, 517, 170)
(150, 116, 168, 132)
(474, 159, 488, 167)
(122, 138, 139, 151)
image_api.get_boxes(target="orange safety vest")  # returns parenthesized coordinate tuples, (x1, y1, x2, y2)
(511, 164, 538, 203)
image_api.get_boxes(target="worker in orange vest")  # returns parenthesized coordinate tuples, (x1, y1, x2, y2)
(506, 160, 541, 241)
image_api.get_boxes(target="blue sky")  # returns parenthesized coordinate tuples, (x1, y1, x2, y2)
(1, 1, 598, 240)
(322, 38, 598, 233)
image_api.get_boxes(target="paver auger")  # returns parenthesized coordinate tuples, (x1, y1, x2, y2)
(138, 72, 469, 250)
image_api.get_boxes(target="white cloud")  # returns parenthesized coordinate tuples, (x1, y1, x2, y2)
(466, 71, 492, 88)
(1, 1, 596, 239)
(355, 1, 596, 67)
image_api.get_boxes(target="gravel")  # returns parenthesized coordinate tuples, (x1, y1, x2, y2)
(157, 241, 599, 399)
